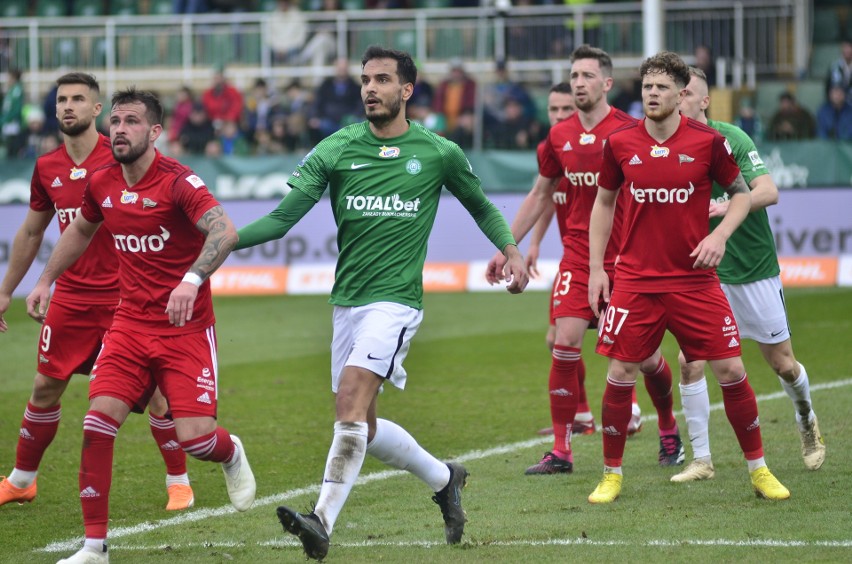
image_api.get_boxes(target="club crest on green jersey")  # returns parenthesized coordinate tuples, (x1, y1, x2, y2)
(406, 158, 422, 175)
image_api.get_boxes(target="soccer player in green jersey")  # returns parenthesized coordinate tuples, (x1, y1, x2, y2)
(236, 45, 528, 560)
(670, 67, 825, 483)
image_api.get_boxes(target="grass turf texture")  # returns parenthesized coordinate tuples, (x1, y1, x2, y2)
(0, 288, 850, 562)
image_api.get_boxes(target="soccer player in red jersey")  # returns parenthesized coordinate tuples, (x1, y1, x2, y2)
(0, 73, 195, 512)
(26, 87, 255, 564)
(487, 46, 683, 476)
(587, 51, 790, 503)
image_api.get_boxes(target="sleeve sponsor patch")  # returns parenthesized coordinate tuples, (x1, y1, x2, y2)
(723, 139, 733, 154)
(748, 150, 764, 167)
(186, 174, 206, 189)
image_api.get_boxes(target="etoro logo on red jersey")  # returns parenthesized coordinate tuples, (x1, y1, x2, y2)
(629, 182, 695, 204)
(113, 226, 171, 252)
(564, 170, 600, 188)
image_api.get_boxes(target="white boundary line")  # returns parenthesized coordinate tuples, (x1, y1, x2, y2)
(39, 378, 852, 554)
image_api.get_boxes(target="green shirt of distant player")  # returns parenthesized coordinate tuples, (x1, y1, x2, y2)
(289, 121, 515, 309)
(707, 119, 780, 284)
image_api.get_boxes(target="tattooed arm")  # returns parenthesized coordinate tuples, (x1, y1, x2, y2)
(166, 205, 238, 327)
(189, 205, 239, 280)
(690, 172, 751, 269)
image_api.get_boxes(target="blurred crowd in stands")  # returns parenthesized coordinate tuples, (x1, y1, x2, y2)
(2, 1, 852, 158)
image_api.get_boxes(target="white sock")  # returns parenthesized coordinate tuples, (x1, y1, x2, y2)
(747, 457, 767, 473)
(680, 377, 712, 460)
(7, 468, 37, 489)
(575, 411, 594, 422)
(166, 472, 190, 487)
(315, 421, 368, 536)
(83, 538, 106, 552)
(778, 362, 815, 426)
(603, 465, 623, 475)
(366, 418, 450, 492)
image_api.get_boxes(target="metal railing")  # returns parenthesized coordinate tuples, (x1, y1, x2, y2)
(0, 1, 804, 99)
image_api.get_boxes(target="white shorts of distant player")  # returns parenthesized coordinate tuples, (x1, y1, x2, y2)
(721, 275, 790, 345)
(331, 301, 423, 393)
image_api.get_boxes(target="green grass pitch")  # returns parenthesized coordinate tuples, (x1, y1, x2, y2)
(1, 287, 850, 562)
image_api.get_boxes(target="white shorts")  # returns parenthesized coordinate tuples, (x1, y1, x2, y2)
(330, 301, 423, 393)
(721, 276, 790, 344)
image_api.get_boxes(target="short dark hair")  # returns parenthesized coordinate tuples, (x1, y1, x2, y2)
(571, 44, 613, 77)
(550, 82, 572, 95)
(639, 51, 691, 88)
(361, 45, 417, 86)
(56, 72, 100, 95)
(111, 86, 164, 125)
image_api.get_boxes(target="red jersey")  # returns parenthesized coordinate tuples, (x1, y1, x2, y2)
(30, 134, 118, 304)
(598, 115, 741, 292)
(539, 107, 635, 271)
(80, 152, 220, 335)
(536, 139, 571, 247)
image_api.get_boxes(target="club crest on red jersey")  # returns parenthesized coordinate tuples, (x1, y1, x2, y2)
(579, 133, 595, 145)
(650, 145, 669, 158)
(120, 189, 138, 204)
(69, 167, 87, 180)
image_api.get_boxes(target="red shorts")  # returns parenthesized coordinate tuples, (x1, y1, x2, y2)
(549, 261, 608, 327)
(36, 298, 116, 380)
(91, 325, 220, 418)
(595, 287, 742, 363)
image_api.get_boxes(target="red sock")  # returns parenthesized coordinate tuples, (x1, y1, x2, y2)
(80, 411, 120, 539)
(641, 357, 677, 432)
(720, 374, 764, 460)
(576, 359, 590, 414)
(180, 427, 235, 463)
(549, 345, 580, 454)
(149, 413, 188, 475)
(631, 386, 638, 404)
(601, 378, 634, 467)
(16, 403, 61, 472)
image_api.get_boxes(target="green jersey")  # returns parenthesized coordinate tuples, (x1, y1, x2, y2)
(273, 121, 515, 309)
(707, 119, 780, 284)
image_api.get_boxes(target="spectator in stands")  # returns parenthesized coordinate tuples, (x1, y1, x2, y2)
(766, 91, 816, 141)
(483, 59, 537, 130)
(41, 82, 60, 137)
(694, 44, 717, 88)
(1, 68, 25, 158)
(173, 0, 208, 13)
(308, 58, 362, 144)
(218, 119, 251, 155)
(734, 96, 763, 141)
(169, 86, 196, 144)
(408, 96, 445, 135)
(409, 66, 434, 110)
(816, 84, 852, 141)
(278, 80, 312, 152)
(22, 106, 46, 159)
(432, 58, 476, 144)
(202, 66, 244, 131)
(486, 95, 541, 149)
(267, 0, 309, 65)
(244, 78, 280, 146)
(179, 102, 217, 155)
(611, 76, 642, 119)
(827, 39, 852, 99)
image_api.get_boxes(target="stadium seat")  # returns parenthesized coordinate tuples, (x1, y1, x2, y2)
(0, 0, 29, 18)
(810, 43, 839, 80)
(415, 0, 450, 8)
(340, 0, 364, 10)
(36, 0, 67, 17)
(109, 0, 138, 16)
(147, 0, 173, 15)
(812, 7, 841, 44)
(73, 0, 105, 17)
(796, 79, 825, 116)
